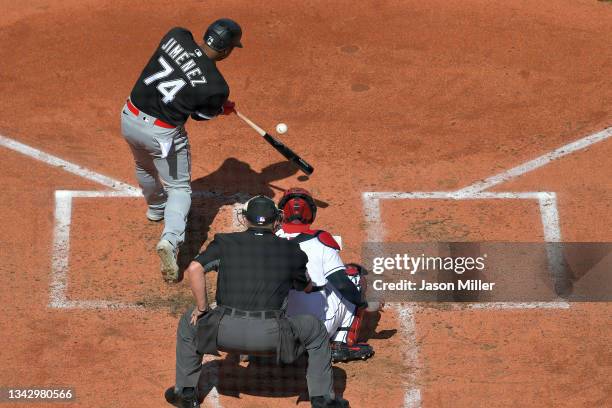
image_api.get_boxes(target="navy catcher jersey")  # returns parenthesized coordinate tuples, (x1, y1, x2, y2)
(130, 27, 229, 126)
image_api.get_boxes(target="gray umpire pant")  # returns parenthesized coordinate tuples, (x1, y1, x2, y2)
(175, 308, 335, 399)
(120, 102, 191, 249)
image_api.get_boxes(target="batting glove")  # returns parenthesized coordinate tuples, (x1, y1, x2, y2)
(221, 100, 236, 115)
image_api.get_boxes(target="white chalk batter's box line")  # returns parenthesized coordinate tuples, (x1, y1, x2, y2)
(364, 191, 570, 408)
(2, 127, 610, 311)
(363, 191, 561, 242)
(49, 189, 343, 310)
(49, 189, 251, 310)
(359, 127, 612, 407)
(2, 127, 611, 408)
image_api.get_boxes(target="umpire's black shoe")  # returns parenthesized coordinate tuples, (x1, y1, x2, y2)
(164, 386, 200, 408)
(331, 341, 374, 362)
(310, 396, 350, 407)
(164, 386, 179, 406)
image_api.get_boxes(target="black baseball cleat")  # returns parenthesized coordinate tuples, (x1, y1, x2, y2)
(331, 341, 374, 362)
(164, 387, 179, 406)
(180, 387, 200, 408)
(310, 396, 350, 407)
(164, 386, 200, 408)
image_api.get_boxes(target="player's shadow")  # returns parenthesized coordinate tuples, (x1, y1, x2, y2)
(177, 158, 299, 277)
(359, 310, 397, 342)
(197, 355, 347, 403)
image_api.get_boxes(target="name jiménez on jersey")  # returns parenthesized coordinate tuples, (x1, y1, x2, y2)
(161, 37, 207, 86)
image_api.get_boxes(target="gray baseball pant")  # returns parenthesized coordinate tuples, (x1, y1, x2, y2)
(175, 308, 335, 399)
(120, 103, 191, 249)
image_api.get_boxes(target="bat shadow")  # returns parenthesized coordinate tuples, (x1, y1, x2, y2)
(177, 158, 299, 278)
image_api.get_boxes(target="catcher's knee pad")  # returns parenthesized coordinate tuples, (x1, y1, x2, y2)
(331, 341, 374, 362)
(348, 307, 364, 346)
(334, 263, 371, 345)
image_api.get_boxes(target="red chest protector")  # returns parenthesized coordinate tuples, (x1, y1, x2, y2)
(281, 224, 341, 250)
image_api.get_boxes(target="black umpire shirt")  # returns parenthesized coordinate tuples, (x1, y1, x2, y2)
(194, 228, 309, 311)
(130, 27, 229, 126)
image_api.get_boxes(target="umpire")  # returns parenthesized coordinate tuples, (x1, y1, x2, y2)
(165, 195, 350, 408)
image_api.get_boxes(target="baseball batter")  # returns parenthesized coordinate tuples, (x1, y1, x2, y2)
(121, 19, 242, 282)
(276, 188, 376, 362)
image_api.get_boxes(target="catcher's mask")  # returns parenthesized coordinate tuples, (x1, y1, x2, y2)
(240, 195, 282, 227)
(277, 187, 317, 224)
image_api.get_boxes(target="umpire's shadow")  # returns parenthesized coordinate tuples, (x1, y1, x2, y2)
(177, 158, 299, 277)
(198, 355, 347, 403)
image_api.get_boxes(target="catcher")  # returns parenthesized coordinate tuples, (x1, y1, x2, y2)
(276, 188, 380, 362)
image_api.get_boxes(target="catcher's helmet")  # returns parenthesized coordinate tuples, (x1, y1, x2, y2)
(345, 263, 368, 276)
(204, 18, 243, 52)
(243, 195, 281, 226)
(278, 187, 317, 224)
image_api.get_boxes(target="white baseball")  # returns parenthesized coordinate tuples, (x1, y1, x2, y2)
(276, 123, 288, 134)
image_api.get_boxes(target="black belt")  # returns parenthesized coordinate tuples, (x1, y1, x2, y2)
(221, 306, 281, 320)
(310, 285, 326, 292)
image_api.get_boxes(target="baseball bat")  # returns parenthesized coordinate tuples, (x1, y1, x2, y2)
(235, 110, 314, 176)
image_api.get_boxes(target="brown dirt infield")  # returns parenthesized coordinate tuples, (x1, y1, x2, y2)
(1, 1, 611, 407)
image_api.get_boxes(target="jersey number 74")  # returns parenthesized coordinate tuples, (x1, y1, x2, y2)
(143, 56, 186, 104)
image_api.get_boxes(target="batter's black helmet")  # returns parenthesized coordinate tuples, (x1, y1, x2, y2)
(243, 195, 281, 226)
(204, 18, 243, 52)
